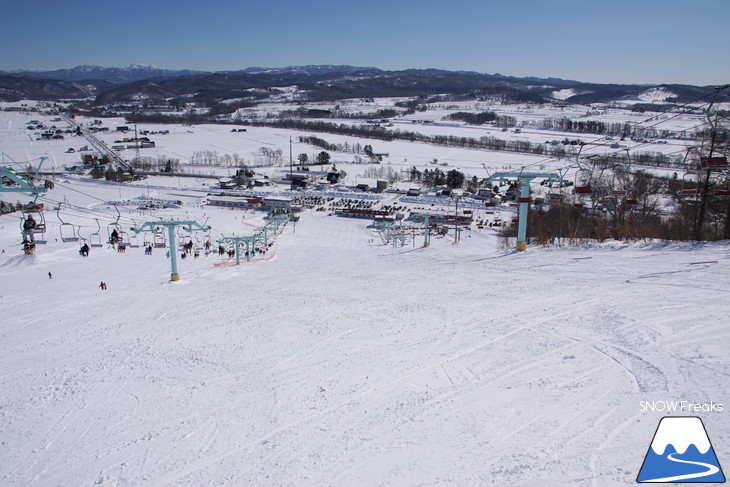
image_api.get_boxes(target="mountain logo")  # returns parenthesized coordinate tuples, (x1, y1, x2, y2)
(637, 416, 725, 483)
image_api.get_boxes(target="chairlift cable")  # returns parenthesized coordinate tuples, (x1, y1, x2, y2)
(33, 194, 138, 227)
(573, 92, 727, 156)
(576, 113, 724, 171)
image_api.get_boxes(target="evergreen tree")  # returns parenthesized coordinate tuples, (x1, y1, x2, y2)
(446, 169, 465, 188)
(316, 151, 331, 164)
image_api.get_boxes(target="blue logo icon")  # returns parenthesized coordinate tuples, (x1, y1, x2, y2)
(637, 416, 725, 483)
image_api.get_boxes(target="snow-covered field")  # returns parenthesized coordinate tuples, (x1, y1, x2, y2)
(2, 97, 706, 187)
(1, 104, 728, 486)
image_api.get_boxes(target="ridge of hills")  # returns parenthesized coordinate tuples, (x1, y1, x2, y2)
(0, 64, 717, 107)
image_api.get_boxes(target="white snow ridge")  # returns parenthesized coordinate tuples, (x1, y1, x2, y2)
(650, 417, 712, 455)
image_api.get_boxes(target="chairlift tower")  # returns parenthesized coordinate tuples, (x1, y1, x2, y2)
(410, 212, 446, 247)
(255, 225, 272, 247)
(218, 212, 287, 266)
(132, 219, 210, 281)
(376, 221, 411, 247)
(1, 155, 52, 245)
(243, 234, 267, 260)
(255, 216, 287, 244)
(487, 171, 563, 251)
(265, 214, 288, 229)
(1, 155, 49, 199)
(218, 235, 266, 264)
(389, 224, 410, 247)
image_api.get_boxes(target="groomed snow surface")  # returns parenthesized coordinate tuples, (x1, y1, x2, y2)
(1, 177, 729, 486)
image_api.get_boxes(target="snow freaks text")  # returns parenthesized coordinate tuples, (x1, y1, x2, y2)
(639, 401, 724, 413)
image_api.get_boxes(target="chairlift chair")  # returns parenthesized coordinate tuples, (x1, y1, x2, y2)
(715, 187, 730, 197)
(107, 222, 123, 245)
(177, 228, 187, 251)
(700, 156, 728, 170)
(678, 173, 699, 198)
(57, 202, 79, 242)
(573, 168, 592, 195)
(107, 204, 124, 245)
(193, 233, 206, 251)
(118, 230, 130, 247)
(21, 202, 47, 244)
(153, 230, 166, 248)
(77, 226, 89, 246)
(89, 219, 103, 247)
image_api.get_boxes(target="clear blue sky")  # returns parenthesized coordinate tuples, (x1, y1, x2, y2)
(3, 0, 729, 85)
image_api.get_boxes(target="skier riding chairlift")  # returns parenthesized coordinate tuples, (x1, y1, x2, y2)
(23, 215, 37, 242)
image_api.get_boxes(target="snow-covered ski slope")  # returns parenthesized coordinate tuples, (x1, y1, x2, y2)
(1, 198, 728, 486)
(1, 105, 728, 486)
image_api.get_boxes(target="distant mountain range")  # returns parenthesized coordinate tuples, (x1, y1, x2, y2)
(3, 64, 206, 82)
(0, 64, 718, 108)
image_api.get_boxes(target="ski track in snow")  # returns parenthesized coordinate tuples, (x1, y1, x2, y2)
(643, 452, 721, 482)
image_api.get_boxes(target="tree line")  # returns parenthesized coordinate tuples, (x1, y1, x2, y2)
(446, 111, 516, 126)
(297, 136, 380, 160)
(538, 116, 694, 139)
(246, 119, 688, 169)
(408, 166, 467, 188)
(500, 168, 730, 246)
(130, 155, 181, 172)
